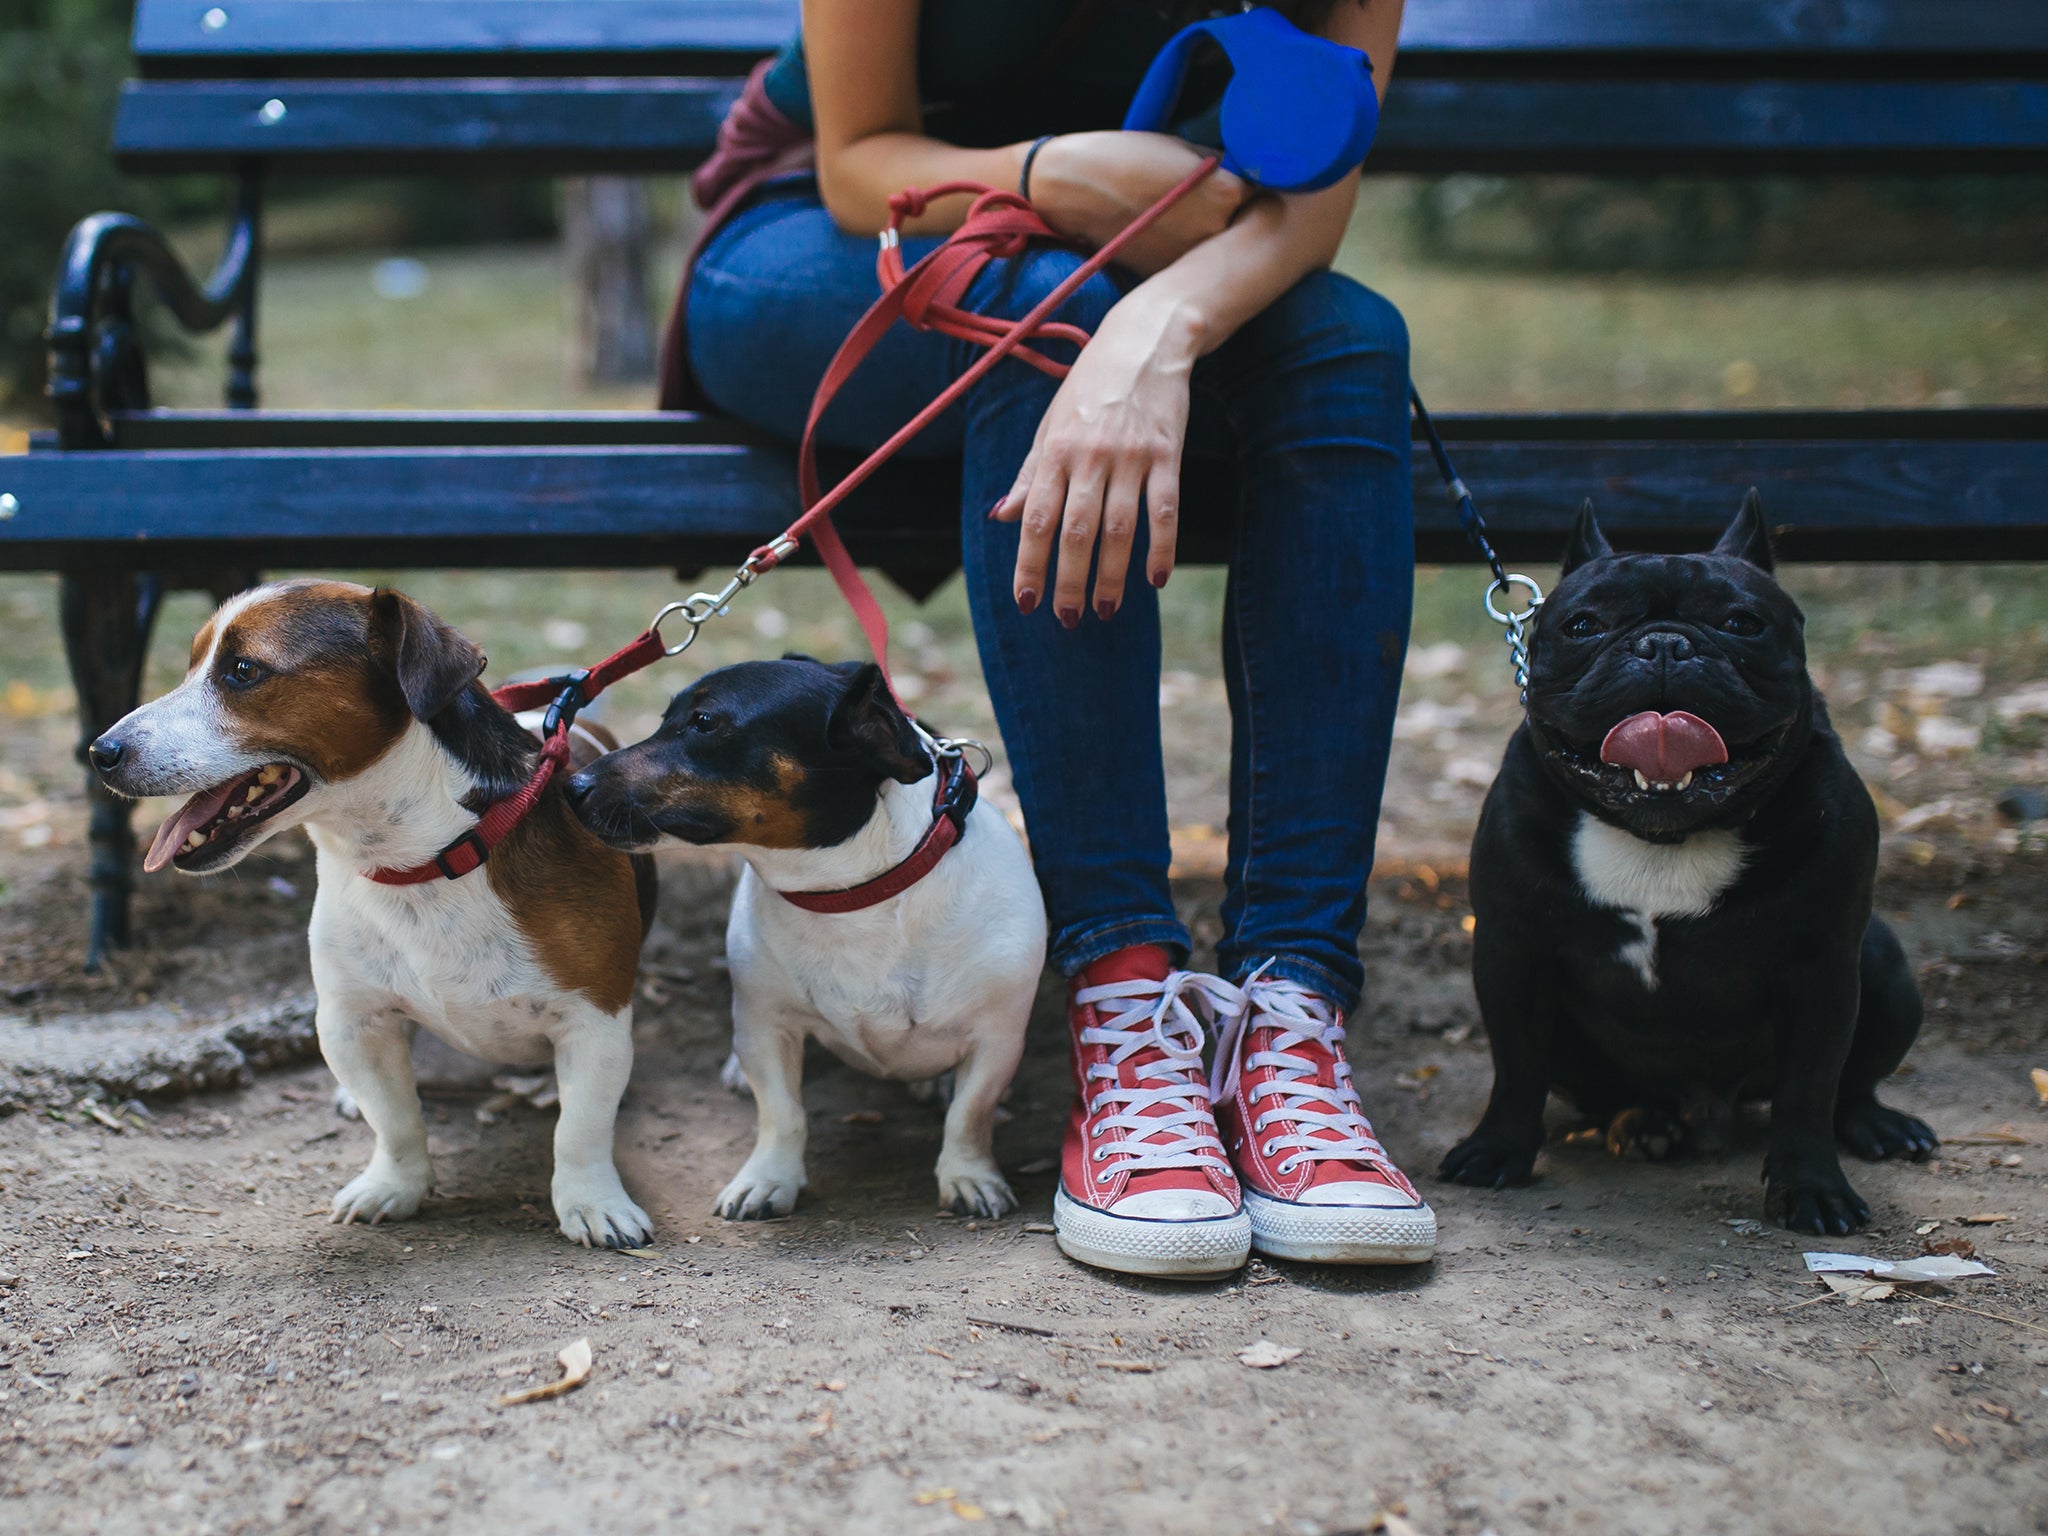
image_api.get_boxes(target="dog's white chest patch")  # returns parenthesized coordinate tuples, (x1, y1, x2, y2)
(1570, 813, 1747, 989)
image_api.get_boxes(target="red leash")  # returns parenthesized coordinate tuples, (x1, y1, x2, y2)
(363, 628, 667, 885)
(366, 159, 1220, 889)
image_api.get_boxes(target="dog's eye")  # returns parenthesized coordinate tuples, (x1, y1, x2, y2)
(1560, 612, 1605, 640)
(221, 656, 268, 690)
(1720, 609, 1766, 637)
(687, 710, 719, 734)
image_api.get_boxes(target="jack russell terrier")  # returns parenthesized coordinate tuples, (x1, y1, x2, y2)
(89, 580, 659, 1248)
(565, 657, 1046, 1220)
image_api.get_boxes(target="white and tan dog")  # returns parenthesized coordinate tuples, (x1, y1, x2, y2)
(90, 580, 658, 1247)
(564, 657, 1046, 1220)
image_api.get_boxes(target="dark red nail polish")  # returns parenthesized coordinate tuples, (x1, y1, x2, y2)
(1016, 588, 1038, 615)
(988, 498, 1007, 519)
(1095, 599, 1116, 622)
(1150, 569, 1169, 589)
(1057, 606, 1080, 630)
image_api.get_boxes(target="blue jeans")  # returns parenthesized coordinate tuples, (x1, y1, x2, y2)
(688, 191, 1412, 1010)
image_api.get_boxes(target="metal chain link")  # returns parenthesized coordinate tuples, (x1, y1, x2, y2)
(1410, 388, 1545, 703)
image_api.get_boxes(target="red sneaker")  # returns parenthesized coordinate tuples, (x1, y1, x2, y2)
(1053, 946, 1252, 1278)
(1211, 972, 1437, 1264)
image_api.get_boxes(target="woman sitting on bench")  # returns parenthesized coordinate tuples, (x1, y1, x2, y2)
(669, 0, 1433, 1277)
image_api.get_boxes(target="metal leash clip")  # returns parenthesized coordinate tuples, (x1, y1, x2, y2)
(911, 718, 994, 778)
(1483, 574, 1544, 704)
(649, 537, 800, 658)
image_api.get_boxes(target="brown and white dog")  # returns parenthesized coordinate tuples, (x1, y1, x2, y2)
(89, 580, 658, 1247)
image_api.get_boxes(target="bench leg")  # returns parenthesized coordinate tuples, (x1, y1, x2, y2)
(59, 570, 164, 972)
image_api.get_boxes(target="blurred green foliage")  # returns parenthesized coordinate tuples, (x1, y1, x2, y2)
(0, 0, 221, 414)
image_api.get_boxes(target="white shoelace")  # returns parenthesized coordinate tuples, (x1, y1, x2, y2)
(1074, 970, 1245, 1181)
(1209, 970, 1390, 1177)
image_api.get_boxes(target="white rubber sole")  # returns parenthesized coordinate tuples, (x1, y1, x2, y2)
(1053, 1187, 1252, 1279)
(1243, 1188, 1438, 1265)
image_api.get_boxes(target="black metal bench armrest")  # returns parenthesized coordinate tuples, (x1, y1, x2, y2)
(46, 178, 261, 449)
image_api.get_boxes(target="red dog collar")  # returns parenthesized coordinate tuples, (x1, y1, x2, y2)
(777, 753, 978, 914)
(363, 629, 667, 887)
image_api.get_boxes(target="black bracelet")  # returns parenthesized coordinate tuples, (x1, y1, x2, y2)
(1019, 134, 1056, 200)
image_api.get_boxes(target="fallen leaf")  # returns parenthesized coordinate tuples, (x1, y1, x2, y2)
(818, 1379, 847, 1392)
(1022, 1222, 1056, 1234)
(1959, 1214, 2014, 1226)
(1821, 1273, 1896, 1303)
(1097, 1360, 1158, 1373)
(951, 1501, 985, 1521)
(914, 1489, 957, 1506)
(1974, 1400, 2018, 1424)
(1923, 1236, 1977, 1259)
(616, 1247, 659, 1259)
(1932, 1423, 1973, 1452)
(1914, 1221, 1942, 1236)
(1237, 1339, 1303, 1369)
(495, 1337, 592, 1406)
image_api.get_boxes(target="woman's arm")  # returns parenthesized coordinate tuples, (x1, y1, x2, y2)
(994, 1, 1405, 624)
(802, 0, 1249, 260)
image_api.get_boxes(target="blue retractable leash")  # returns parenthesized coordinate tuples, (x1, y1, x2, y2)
(1125, 6, 1545, 698)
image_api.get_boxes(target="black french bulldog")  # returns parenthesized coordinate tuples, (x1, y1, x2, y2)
(1440, 492, 1937, 1234)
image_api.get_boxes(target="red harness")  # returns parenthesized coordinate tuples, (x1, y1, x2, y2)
(365, 160, 1219, 898)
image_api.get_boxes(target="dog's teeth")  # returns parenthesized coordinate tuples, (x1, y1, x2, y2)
(227, 805, 244, 819)
(257, 765, 281, 785)
(184, 830, 205, 850)
(1677, 771, 1693, 791)
(246, 784, 265, 803)
(1633, 770, 1650, 791)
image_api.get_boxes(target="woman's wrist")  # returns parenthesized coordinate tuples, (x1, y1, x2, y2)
(1110, 278, 1212, 366)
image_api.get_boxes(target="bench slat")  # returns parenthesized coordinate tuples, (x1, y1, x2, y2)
(113, 76, 2048, 175)
(7, 430, 2045, 570)
(132, 1, 2048, 76)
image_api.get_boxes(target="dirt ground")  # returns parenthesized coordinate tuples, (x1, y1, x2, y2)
(1, 813, 2046, 1534)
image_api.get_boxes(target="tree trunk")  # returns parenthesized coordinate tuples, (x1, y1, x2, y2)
(560, 177, 655, 384)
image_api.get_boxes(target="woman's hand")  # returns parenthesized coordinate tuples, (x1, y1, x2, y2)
(990, 288, 1201, 623)
(1027, 132, 1252, 276)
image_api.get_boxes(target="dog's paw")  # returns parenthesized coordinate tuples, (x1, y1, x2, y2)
(329, 1160, 430, 1226)
(1605, 1106, 1684, 1162)
(553, 1169, 653, 1249)
(1836, 1099, 1938, 1163)
(332, 1083, 362, 1121)
(936, 1159, 1015, 1219)
(718, 1052, 751, 1097)
(1764, 1165, 1871, 1235)
(1439, 1129, 1539, 1189)
(714, 1155, 805, 1221)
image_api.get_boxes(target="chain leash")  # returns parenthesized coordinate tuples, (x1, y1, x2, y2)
(1409, 388, 1544, 704)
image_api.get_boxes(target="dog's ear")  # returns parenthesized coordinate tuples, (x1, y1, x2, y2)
(367, 588, 484, 721)
(1712, 487, 1776, 572)
(1561, 499, 1613, 574)
(825, 663, 929, 785)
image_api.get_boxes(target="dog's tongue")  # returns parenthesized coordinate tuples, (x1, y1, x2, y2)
(1599, 711, 1729, 782)
(143, 780, 242, 873)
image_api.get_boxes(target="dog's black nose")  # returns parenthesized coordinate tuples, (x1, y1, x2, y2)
(87, 735, 124, 773)
(1631, 630, 1696, 663)
(562, 768, 594, 805)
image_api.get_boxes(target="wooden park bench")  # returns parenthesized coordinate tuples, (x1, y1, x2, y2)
(4, 0, 2046, 965)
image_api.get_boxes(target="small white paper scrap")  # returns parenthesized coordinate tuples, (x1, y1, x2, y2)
(1804, 1252, 1993, 1282)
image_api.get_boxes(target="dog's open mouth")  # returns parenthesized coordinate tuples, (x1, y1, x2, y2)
(144, 764, 309, 872)
(1547, 711, 1786, 809)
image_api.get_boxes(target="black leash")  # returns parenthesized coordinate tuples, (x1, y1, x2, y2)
(1410, 387, 1543, 702)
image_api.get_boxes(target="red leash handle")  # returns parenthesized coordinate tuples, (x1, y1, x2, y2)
(756, 156, 1223, 687)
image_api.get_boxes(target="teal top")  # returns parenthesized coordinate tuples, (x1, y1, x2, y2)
(762, 1, 1224, 150)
